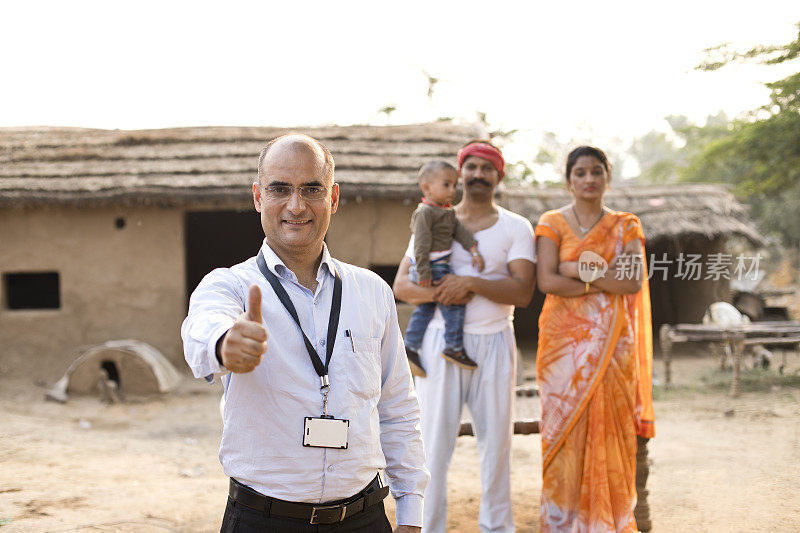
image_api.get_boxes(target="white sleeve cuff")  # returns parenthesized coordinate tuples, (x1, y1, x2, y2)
(394, 493, 423, 528)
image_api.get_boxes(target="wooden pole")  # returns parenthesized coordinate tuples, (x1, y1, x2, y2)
(659, 324, 673, 387)
(730, 334, 745, 398)
(459, 419, 540, 437)
(710, 342, 725, 370)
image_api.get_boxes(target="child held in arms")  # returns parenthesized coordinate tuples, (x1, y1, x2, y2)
(404, 160, 484, 377)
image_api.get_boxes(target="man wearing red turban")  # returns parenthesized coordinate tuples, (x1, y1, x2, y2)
(394, 140, 536, 533)
(456, 141, 506, 181)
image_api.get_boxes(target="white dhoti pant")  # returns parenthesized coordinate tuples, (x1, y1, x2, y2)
(415, 326, 516, 533)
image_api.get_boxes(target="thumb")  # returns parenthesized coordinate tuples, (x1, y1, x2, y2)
(246, 285, 263, 324)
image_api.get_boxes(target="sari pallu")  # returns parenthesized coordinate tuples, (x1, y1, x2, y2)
(535, 210, 654, 533)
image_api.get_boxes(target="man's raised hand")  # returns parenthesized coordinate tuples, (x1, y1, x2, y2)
(218, 285, 268, 373)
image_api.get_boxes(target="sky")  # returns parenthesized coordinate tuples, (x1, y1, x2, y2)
(1, 1, 798, 176)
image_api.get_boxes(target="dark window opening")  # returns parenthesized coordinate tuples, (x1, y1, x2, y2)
(115, 217, 126, 229)
(369, 264, 399, 289)
(4, 272, 61, 310)
(101, 360, 120, 386)
(185, 210, 264, 305)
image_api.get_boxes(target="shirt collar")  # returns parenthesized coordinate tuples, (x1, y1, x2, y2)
(259, 240, 336, 283)
(421, 198, 452, 209)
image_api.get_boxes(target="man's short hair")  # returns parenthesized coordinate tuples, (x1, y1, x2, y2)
(257, 134, 335, 184)
(418, 160, 457, 184)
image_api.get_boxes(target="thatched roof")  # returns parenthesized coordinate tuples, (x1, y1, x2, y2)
(500, 185, 763, 245)
(0, 123, 481, 207)
(0, 124, 761, 244)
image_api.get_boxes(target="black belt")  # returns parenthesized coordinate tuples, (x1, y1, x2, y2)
(228, 476, 390, 525)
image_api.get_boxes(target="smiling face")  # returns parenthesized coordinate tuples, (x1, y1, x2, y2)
(252, 137, 338, 261)
(460, 155, 499, 199)
(567, 155, 609, 201)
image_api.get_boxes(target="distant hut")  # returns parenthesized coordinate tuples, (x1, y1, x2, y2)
(0, 124, 761, 378)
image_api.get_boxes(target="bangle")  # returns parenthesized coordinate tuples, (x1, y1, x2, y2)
(584, 282, 591, 294)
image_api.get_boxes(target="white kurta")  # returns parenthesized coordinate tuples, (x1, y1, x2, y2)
(406, 207, 536, 533)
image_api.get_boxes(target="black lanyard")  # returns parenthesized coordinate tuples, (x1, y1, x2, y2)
(256, 252, 342, 387)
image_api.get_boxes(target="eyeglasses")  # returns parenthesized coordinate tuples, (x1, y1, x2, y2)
(262, 184, 331, 201)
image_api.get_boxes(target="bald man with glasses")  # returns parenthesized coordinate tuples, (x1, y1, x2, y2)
(182, 134, 428, 532)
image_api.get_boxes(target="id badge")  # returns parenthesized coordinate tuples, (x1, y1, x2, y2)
(303, 417, 349, 449)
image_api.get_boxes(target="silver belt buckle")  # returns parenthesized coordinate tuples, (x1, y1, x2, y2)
(310, 503, 347, 524)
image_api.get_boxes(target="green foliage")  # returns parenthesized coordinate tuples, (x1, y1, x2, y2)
(698, 366, 800, 393)
(767, 71, 800, 112)
(489, 127, 518, 143)
(684, 111, 800, 196)
(504, 160, 536, 185)
(533, 130, 628, 183)
(422, 70, 440, 100)
(628, 130, 680, 183)
(378, 105, 397, 119)
(750, 181, 800, 248)
(697, 22, 800, 71)
(673, 24, 800, 247)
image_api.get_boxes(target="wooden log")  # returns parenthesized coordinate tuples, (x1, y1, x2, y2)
(515, 384, 539, 397)
(458, 419, 540, 437)
(672, 323, 800, 334)
(744, 337, 800, 345)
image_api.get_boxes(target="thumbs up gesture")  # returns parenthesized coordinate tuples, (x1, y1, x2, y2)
(218, 285, 268, 373)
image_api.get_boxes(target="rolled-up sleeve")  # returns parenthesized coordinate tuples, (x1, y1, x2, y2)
(181, 268, 245, 382)
(376, 284, 430, 526)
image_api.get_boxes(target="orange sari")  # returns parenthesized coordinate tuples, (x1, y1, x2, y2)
(535, 209, 654, 532)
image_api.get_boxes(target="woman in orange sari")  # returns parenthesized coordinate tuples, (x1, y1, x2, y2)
(535, 146, 654, 532)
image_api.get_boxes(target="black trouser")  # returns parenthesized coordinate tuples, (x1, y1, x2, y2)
(220, 479, 392, 533)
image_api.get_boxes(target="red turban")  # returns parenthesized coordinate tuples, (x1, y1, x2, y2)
(457, 142, 506, 180)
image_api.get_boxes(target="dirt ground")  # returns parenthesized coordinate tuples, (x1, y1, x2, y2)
(2, 348, 799, 532)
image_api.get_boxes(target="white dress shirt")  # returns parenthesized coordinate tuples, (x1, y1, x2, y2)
(181, 241, 428, 526)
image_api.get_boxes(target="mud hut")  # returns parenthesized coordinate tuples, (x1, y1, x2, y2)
(0, 124, 761, 378)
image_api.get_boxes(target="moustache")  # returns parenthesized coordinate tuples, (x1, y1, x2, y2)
(467, 178, 492, 187)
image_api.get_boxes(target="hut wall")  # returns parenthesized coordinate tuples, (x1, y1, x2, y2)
(327, 198, 416, 331)
(327, 198, 415, 268)
(0, 206, 185, 378)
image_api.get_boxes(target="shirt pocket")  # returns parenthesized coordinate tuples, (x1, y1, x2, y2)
(346, 335, 381, 401)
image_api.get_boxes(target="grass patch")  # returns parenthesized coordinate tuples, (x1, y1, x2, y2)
(698, 367, 800, 393)
(653, 368, 800, 399)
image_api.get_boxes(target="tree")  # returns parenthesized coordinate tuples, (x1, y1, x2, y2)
(628, 129, 680, 184)
(627, 112, 731, 184)
(681, 23, 800, 246)
(533, 131, 627, 184)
